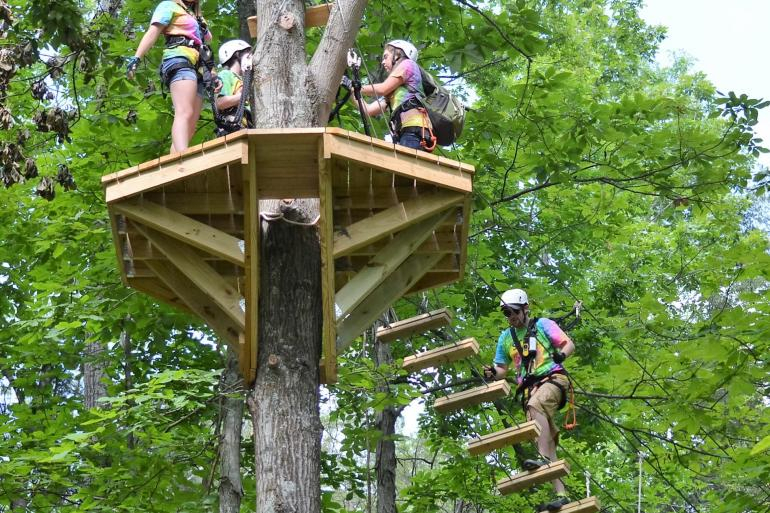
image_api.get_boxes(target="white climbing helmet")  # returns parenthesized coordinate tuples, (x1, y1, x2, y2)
(386, 39, 418, 61)
(500, 288, 529, 308)
(219, 39, 251, 65)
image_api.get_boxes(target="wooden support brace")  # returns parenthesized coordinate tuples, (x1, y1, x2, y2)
(242, 156, 259, 384)
(433, 380, 510, 414)
(333, 191, 464, 258)
(334, 211, 452, 320)
(497, 459, 570, 495)
(145, 260, 241, 349)
(335, 253, 443, 352)
(466, 420, 540, 456)
(135, 225, 245, 330)
(318, 146, 337, 383)
(402, 338, 479, 373)
(549, 497, 600, 513)
(112, 199, 245, 266)
(376, 308, 453, 342)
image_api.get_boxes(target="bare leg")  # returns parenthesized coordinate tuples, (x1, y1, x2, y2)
(169, 79, 201, 153)
(528, 407, 566, 495)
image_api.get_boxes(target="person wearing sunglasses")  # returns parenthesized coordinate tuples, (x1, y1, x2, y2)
(483, 288, 575, 512)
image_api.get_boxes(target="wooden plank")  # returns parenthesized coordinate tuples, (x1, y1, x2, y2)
(324, 135, 473, 193)
(497, 460, 570, 495)
(376, 308, 453, 343)
(433, 380, 510, 414)
(135, 225, 245, 330)
(335, 211, 452, 320)
(127, 277, 194, 315)
(318, 145, 337, 383)
(105, 143, 245, 203)
(333, 191, 464, 258)
(402, 338, 479, 373)
(548, 497, 600, 513)
(335, 253, 442, 352)
(146, 260, 241, 348)
(142, 192, 244, 215)
(242, 153, 259, 384)
(466, 420, 540, 456)
(112, 199, 245, 267)
(247, 3, 333, 37)
(324, 128, 475, 174)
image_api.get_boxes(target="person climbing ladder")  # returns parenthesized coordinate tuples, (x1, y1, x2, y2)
(126, 0, 213, 153)
(484, 288, 575, 512)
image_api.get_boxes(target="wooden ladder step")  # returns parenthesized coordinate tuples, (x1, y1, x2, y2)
(434, 380, 510, 414)
(497, 459, 570, 495)
(467, 420, 540, 456)
(376, 308, 452, 342)
(402, 337, 479, 373)
(552, 496, 601, 513)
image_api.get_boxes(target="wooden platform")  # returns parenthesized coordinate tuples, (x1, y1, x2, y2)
(376, 308, 453, 342)
(466, 420, 540, 456)
(102, 128, 474, 384)
(433, 380, 510, 414)
(402, 337, 478, 373)
(497, 459, 570, 495)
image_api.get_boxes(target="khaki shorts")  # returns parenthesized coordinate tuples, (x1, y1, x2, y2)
(526, 373, 569, 441)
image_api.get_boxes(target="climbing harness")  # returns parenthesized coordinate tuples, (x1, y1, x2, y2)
(509, 317, 574, 416)
(346, 49, 372, 137)
(389, 97, 437, 152)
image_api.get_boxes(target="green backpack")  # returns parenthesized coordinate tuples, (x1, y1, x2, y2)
(392, 65, 466, 147)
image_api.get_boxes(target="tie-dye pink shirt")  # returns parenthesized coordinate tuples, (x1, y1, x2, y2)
(493, 318, 572, 384)
(150, 1, 211, 65)
(387, 59, 430, 129)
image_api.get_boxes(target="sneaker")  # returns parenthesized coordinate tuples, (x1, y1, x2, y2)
(536, 495, 570, 512)
(522, 458, 549, 471)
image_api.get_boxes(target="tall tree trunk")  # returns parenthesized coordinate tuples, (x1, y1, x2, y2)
(245, 0, 367, 510)
(219, 349, 245, 513)
(374, 336, 402, 513)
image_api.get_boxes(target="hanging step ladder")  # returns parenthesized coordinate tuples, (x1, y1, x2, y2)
(400, 324, 600, 513)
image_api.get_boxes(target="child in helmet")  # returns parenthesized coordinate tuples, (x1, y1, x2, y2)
(357, 40, 436, 152)
(126, 0, 212, 153)
(215, 39, 253, 135)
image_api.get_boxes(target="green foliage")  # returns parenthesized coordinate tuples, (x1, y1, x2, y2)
(1, 0, 768, 511)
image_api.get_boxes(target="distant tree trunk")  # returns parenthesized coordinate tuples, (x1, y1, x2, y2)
(219, 349, 244, 513)
(374, 335, 402, 513)
(236, 0, 256, 43)
(245, 0, 367, 510)
(83, 337, 107, 410)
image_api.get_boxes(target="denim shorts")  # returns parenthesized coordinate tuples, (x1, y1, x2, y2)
(161, 57, 204, 97)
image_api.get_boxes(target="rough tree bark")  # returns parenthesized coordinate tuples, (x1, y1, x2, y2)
(246, 0, 366, 511)
(219, 349, 244, 513)
(373, 336, 403, 513)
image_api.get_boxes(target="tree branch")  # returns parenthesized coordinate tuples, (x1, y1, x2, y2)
(308, 0, 368, 122)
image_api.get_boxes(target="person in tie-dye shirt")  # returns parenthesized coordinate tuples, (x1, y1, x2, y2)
(484, 288, 575, 512)
(126, 0, 212, 153)
(358, 40, 436, 152)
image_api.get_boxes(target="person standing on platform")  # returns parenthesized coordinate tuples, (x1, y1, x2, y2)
(126, 0, 213, 153)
